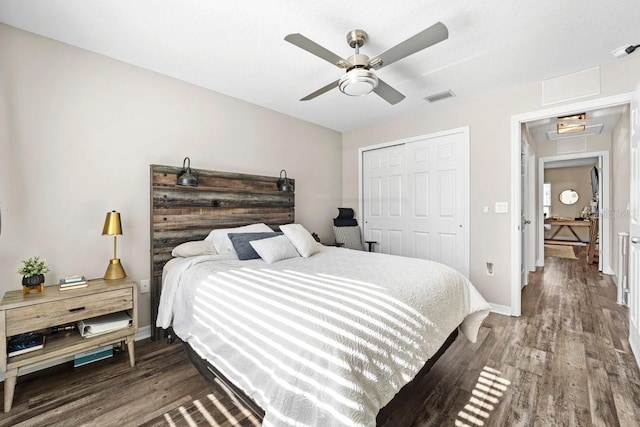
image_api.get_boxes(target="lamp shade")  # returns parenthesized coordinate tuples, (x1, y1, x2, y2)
(102, 211, 122, 236)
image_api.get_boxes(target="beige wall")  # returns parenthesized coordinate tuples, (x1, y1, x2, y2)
(343, 56, 640, 308)
(611, 109, 631, 277)
(543, 166, 593, 241)
(545, 165, 593, 218)
(0, 24, 342, 328)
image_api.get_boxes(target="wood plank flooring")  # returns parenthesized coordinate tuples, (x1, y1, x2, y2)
(1, 247, 638, 426)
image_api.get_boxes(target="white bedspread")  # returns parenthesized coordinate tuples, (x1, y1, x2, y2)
(157, 246, 490, 427)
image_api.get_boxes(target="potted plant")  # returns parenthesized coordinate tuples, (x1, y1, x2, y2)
(18, 257, 50, 293)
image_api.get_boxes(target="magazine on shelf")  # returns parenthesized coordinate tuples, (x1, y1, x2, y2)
(77, 312, 132, 338)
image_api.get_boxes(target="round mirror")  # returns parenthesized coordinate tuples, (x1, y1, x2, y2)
(559, 189, 579, 205)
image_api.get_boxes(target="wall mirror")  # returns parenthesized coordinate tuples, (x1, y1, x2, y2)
(559, 189, 579, 205)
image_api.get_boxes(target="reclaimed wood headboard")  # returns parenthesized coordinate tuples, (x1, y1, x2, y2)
(149, 164, 295, 339)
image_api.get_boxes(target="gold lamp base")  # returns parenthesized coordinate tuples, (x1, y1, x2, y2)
(104, 258, 126, 280)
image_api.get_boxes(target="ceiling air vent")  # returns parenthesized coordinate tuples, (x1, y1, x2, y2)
(423, 90, 455, 103)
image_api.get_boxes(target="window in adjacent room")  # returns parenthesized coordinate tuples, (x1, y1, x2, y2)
(543, 182, 551, 218)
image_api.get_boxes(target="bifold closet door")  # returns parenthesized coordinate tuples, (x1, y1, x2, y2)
(405, 132, 467, 274)
(362, 129, 468, 275)
(362, 144, 405, 256)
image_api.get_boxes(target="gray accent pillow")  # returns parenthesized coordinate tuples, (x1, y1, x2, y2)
(228, 232, 283, 260)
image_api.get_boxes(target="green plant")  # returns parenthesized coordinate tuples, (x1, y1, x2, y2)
(17, 256, 50, 277)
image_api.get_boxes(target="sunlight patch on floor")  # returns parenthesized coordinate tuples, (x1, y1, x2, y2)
(455, 366, 511, 427)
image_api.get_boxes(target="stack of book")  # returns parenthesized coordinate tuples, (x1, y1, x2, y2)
(7, 332, 45, 357)
(59, 275, 88, 291)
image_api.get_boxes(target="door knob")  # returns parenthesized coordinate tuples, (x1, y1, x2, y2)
(524, 219, 531, 225)
(631, 236, 640, 244)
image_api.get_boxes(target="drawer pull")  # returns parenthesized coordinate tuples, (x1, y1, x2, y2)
(69, 306, 85, 313)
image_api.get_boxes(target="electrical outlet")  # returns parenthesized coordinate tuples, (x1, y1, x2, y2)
(486, 262, 494, 276)
(495, 202, 508, 213)
(140, 279, 150, 294)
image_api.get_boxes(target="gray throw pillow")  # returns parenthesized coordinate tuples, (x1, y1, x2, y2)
(228, 232, 283, 260)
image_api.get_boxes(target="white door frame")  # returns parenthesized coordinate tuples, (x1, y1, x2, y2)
(537, 151, 610, 271)
(510, 92, 634, 316)
(358, 126, 470, 277)
(520, 138, 536, 288)
(527, 148, 537, 275)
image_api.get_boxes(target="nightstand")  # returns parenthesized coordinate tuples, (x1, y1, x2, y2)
(0, 278, 138, 412)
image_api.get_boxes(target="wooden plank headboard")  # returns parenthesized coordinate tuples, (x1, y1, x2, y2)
(149, 164, 295, 339)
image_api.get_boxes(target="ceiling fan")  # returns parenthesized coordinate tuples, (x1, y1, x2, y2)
(284, 22, 448, 105)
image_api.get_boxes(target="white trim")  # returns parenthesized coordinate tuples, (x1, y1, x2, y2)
(511, 91, 635, 317)
(527, 152, 537, 275)
(135, 325, 152, 341)
(489, 303, 512, 316)
(358, 126, 470, 277)
(631, 332, 640, 372)
(0, 326, 152, 382)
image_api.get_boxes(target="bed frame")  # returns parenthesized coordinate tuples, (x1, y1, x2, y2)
(149, 163, 459, 424)
(149, 164, 294, 340)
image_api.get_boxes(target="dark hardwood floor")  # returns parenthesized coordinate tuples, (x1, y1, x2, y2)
(1, 247, 638, 426)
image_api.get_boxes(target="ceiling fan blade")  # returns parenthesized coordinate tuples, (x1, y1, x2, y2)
(285, 34, 350, 68)
(301, 80, 339, 101)
(369, 22, 448, 70)
(373, 79, 405, 105)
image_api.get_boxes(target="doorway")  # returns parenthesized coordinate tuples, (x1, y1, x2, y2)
(510, 92, 635, 316)
(537, 152, 608, 272)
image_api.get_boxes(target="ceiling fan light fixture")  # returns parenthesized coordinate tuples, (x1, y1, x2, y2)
(338, 68, 378, 96)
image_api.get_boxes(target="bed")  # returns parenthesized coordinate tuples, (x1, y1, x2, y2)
(150, 165, 491, 426)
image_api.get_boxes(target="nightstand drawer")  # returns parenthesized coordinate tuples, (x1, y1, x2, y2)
(5, 288, 132, 336)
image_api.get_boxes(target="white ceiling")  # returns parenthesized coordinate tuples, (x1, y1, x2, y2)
(1, 0, 639, 132)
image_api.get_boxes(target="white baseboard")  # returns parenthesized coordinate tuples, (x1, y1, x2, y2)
(489, 303, 513, 316)
(0, 325, 153, 383)
(135, 325, 151, 341)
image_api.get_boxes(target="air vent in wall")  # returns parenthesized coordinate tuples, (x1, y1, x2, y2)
(423, 90, 455, 103)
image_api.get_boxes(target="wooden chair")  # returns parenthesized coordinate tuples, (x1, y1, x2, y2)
(587, 217, 599, 264)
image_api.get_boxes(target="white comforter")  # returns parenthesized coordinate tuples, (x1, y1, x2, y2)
(157, 246, 491, 427)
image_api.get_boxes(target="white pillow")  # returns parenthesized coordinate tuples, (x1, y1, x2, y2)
(250, 235, 300, 264)
(279, 223, 319, 258)
(205, 223, 273, 254)
(171, 241, 217, 257)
